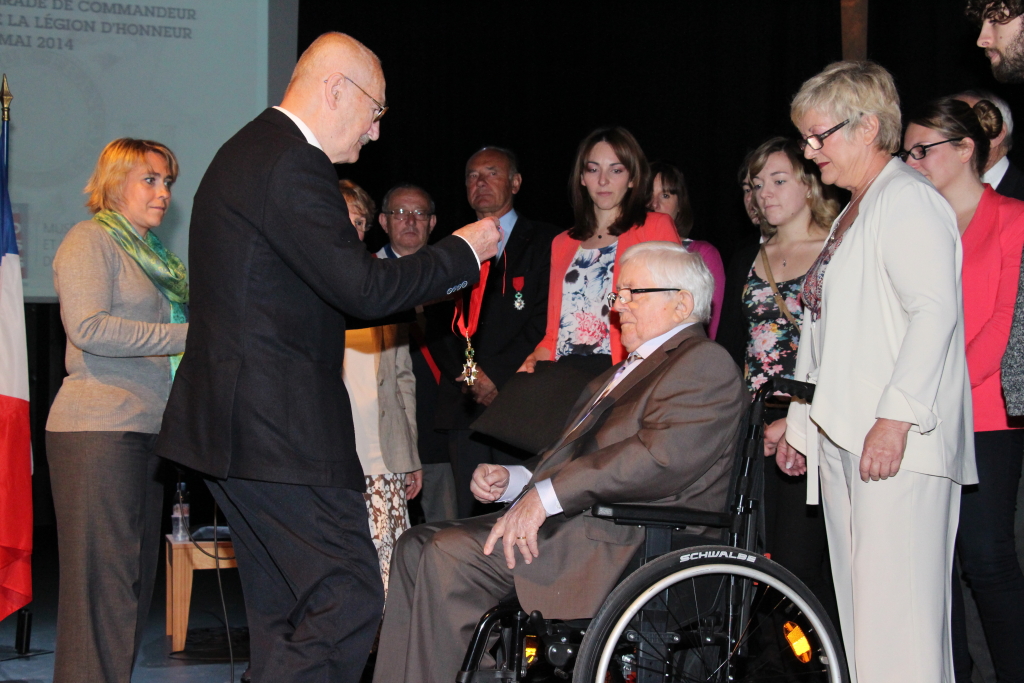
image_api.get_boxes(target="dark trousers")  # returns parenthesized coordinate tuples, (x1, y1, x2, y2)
(206, 477, 384, 683)
(449, 429, 525, 518)
(761, 409, 840, 633)
(46, 431, 164, 683)
(956, 429, 1024, 682)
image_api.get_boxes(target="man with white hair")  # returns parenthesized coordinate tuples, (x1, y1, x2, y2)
(373, 241, 747, 682)
(156, 32, 499, 683)
(957, 88, 1024, 199)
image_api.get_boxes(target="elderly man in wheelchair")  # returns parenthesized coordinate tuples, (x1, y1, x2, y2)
(374, 242, 846, 683)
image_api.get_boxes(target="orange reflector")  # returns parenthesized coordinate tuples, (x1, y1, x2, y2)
(524, 635, 538, 665)
(783, 621, 812, 663)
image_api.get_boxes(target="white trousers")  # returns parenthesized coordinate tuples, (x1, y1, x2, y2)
(818, 434, 959, 683)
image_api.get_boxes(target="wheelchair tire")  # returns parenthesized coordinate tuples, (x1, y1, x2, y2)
(573, 545, 848, 683)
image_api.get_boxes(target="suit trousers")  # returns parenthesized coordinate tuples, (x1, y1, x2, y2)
(957, 429, 1024, 682)
(46, 431, 164, 683)
(419, 462, 458, 522)
(206, 477, 384, 683)
(819, 433, 959, 683)
(372, 512, 513, 683)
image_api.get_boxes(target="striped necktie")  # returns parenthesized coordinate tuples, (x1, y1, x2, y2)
(569, 351, 644, 431)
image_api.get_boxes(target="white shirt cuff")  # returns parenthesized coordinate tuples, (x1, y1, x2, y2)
(533, 478, 563, 516)
(496, 465, 532, 503)
(454, 234, 482, 269)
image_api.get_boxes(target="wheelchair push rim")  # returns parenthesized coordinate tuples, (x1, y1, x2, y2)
(577, 545, 848, 683)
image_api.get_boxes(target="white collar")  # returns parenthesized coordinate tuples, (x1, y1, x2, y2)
(632, 322, 696, 360)
(273, 106, 323, 151)
(983, 155, 1010, 188)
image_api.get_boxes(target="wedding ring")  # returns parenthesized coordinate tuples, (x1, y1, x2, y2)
(517, 536, 526, 540)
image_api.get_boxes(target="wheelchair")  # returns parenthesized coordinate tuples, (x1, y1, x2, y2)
(457, 377, 848, 683)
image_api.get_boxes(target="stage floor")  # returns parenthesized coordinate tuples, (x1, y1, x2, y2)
(0, 526, 250, 683)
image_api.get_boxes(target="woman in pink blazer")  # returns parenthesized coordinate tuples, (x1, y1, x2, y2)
(649, 161, 725, 338)
(905, 95, 1024, 681)
(520, 127, 680, 372)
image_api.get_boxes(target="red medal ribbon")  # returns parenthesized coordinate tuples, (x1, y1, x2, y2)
(451, 260, 491, 339)
(512, 276, 524, 292)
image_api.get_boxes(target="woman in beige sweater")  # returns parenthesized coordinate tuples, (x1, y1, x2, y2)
(46, 138, 188, 683)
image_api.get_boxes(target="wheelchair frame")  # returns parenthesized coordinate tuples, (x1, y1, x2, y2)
(457, 377, 848, 683)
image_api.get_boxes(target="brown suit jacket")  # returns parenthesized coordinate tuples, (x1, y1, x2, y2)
(512, 325, 746, 618)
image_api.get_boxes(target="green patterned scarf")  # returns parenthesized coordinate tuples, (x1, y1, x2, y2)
(93, 209, 189, 379)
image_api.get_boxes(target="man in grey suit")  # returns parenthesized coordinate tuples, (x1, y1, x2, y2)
(372, 241, 746, 683)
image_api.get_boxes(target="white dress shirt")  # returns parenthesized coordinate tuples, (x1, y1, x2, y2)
(499, 322, 696, 515)
(983, 155, 1010, 189)
(497, 208, 518, 257)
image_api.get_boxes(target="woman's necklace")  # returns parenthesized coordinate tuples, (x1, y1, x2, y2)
(829, 165, 885, 244)
(770, 236, 791, 268)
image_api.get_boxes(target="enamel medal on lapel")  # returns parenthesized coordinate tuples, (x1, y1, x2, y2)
(452, 261, 491, 386)
(512, 276, 525, 310)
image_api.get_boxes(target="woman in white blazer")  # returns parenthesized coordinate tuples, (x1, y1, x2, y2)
(766, 61, 978, 683)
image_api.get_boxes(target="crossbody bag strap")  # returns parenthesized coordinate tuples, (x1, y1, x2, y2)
(759, 245, 801, 328)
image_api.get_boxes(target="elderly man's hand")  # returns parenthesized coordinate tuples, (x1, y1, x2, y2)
(453, 217, 500, 263)
(470, 464, 510, 503)
(860, 418, 910, 482)
(469, 369, 498, 405)
(483, 488, 547, 569)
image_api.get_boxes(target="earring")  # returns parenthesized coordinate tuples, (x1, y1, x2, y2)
(806, 191, 811, 198)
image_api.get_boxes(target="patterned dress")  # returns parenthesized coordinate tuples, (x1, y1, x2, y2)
(555, 242, 617, 359)
(742, 264, 804, 393)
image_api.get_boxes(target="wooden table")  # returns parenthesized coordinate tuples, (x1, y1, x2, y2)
(164, 534, 237, 652)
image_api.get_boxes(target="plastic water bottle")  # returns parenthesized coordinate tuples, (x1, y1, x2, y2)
(172, 482, 190, 541)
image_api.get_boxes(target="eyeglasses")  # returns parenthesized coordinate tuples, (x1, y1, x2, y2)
(385, 209, 432, 222)
(326, 73, 388, 122)
(799, 119, 850, 151)
(606, 288, 681, 307)
(897, 138, 964, 162)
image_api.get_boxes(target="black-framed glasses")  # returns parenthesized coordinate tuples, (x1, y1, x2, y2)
(607, 288, 681, 307)
(799, 119, 850, 151)
(326, 73, 388, 122)
(385, 208, 432, 222)
(897, 138, 964, 162)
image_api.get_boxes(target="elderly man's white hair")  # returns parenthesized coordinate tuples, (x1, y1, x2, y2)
(620, 241, 714, 323)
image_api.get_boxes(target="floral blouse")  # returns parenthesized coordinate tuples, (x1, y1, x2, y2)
(742, 263, 804, 393)
(555, 242, 618, 358)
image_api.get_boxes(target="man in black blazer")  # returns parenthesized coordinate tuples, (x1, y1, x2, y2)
(431, 147, 560, 517)
(155, 33, 498, 683)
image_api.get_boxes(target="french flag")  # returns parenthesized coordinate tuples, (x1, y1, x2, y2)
(0, 88, 32, 621)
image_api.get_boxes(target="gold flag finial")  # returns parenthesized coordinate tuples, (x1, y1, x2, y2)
(1, 75, 12, 122)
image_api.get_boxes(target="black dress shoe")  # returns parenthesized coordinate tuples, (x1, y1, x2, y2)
(240, 664, 252, 683)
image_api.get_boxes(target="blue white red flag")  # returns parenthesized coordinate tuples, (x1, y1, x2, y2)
(0, 100, 32, 621)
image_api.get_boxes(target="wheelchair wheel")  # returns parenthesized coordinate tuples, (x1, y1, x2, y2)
(573, 545, 848, 683)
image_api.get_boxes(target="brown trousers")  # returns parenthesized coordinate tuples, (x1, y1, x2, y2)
(373, 512, 514, 683)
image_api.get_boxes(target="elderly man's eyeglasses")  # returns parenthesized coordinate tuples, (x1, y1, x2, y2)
(326, 73, 388, 122)
(386, 209, 432, 222)
(799, 119, 850, 151)
(606, 288, 681, 307)
(897, 138, 964, 162)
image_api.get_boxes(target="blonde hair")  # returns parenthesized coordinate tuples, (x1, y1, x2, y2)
(747, 137, 840, 237)
(338, 179, 376, 223)
(83, 138, 178, 214)
(791, 60, 902, 154)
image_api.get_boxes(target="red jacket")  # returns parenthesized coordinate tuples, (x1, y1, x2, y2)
(963, 186, 1024, 431)
(536, 212, 681, 364)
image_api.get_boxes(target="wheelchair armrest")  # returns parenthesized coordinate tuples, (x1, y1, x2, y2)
(592, 503, 732, 529)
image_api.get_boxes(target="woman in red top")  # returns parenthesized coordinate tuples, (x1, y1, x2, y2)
(519, 127, 679, 373)
(904, 95, 1024, 682)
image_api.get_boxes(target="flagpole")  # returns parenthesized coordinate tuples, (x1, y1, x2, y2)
(1, 74, 11, 169)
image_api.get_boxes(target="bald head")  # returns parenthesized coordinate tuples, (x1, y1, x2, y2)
(280, 32, 386, 164)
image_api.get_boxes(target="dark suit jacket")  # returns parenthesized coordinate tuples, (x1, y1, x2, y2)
(997, 159, 1024, 202)
(155, 108, 480, 489)
(511, 325, 746, 618)
(431, 213, 560, 430)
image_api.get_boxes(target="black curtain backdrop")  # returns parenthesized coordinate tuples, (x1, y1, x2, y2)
(298, 1, 844, 262)
(24, 1, 1023, 524)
